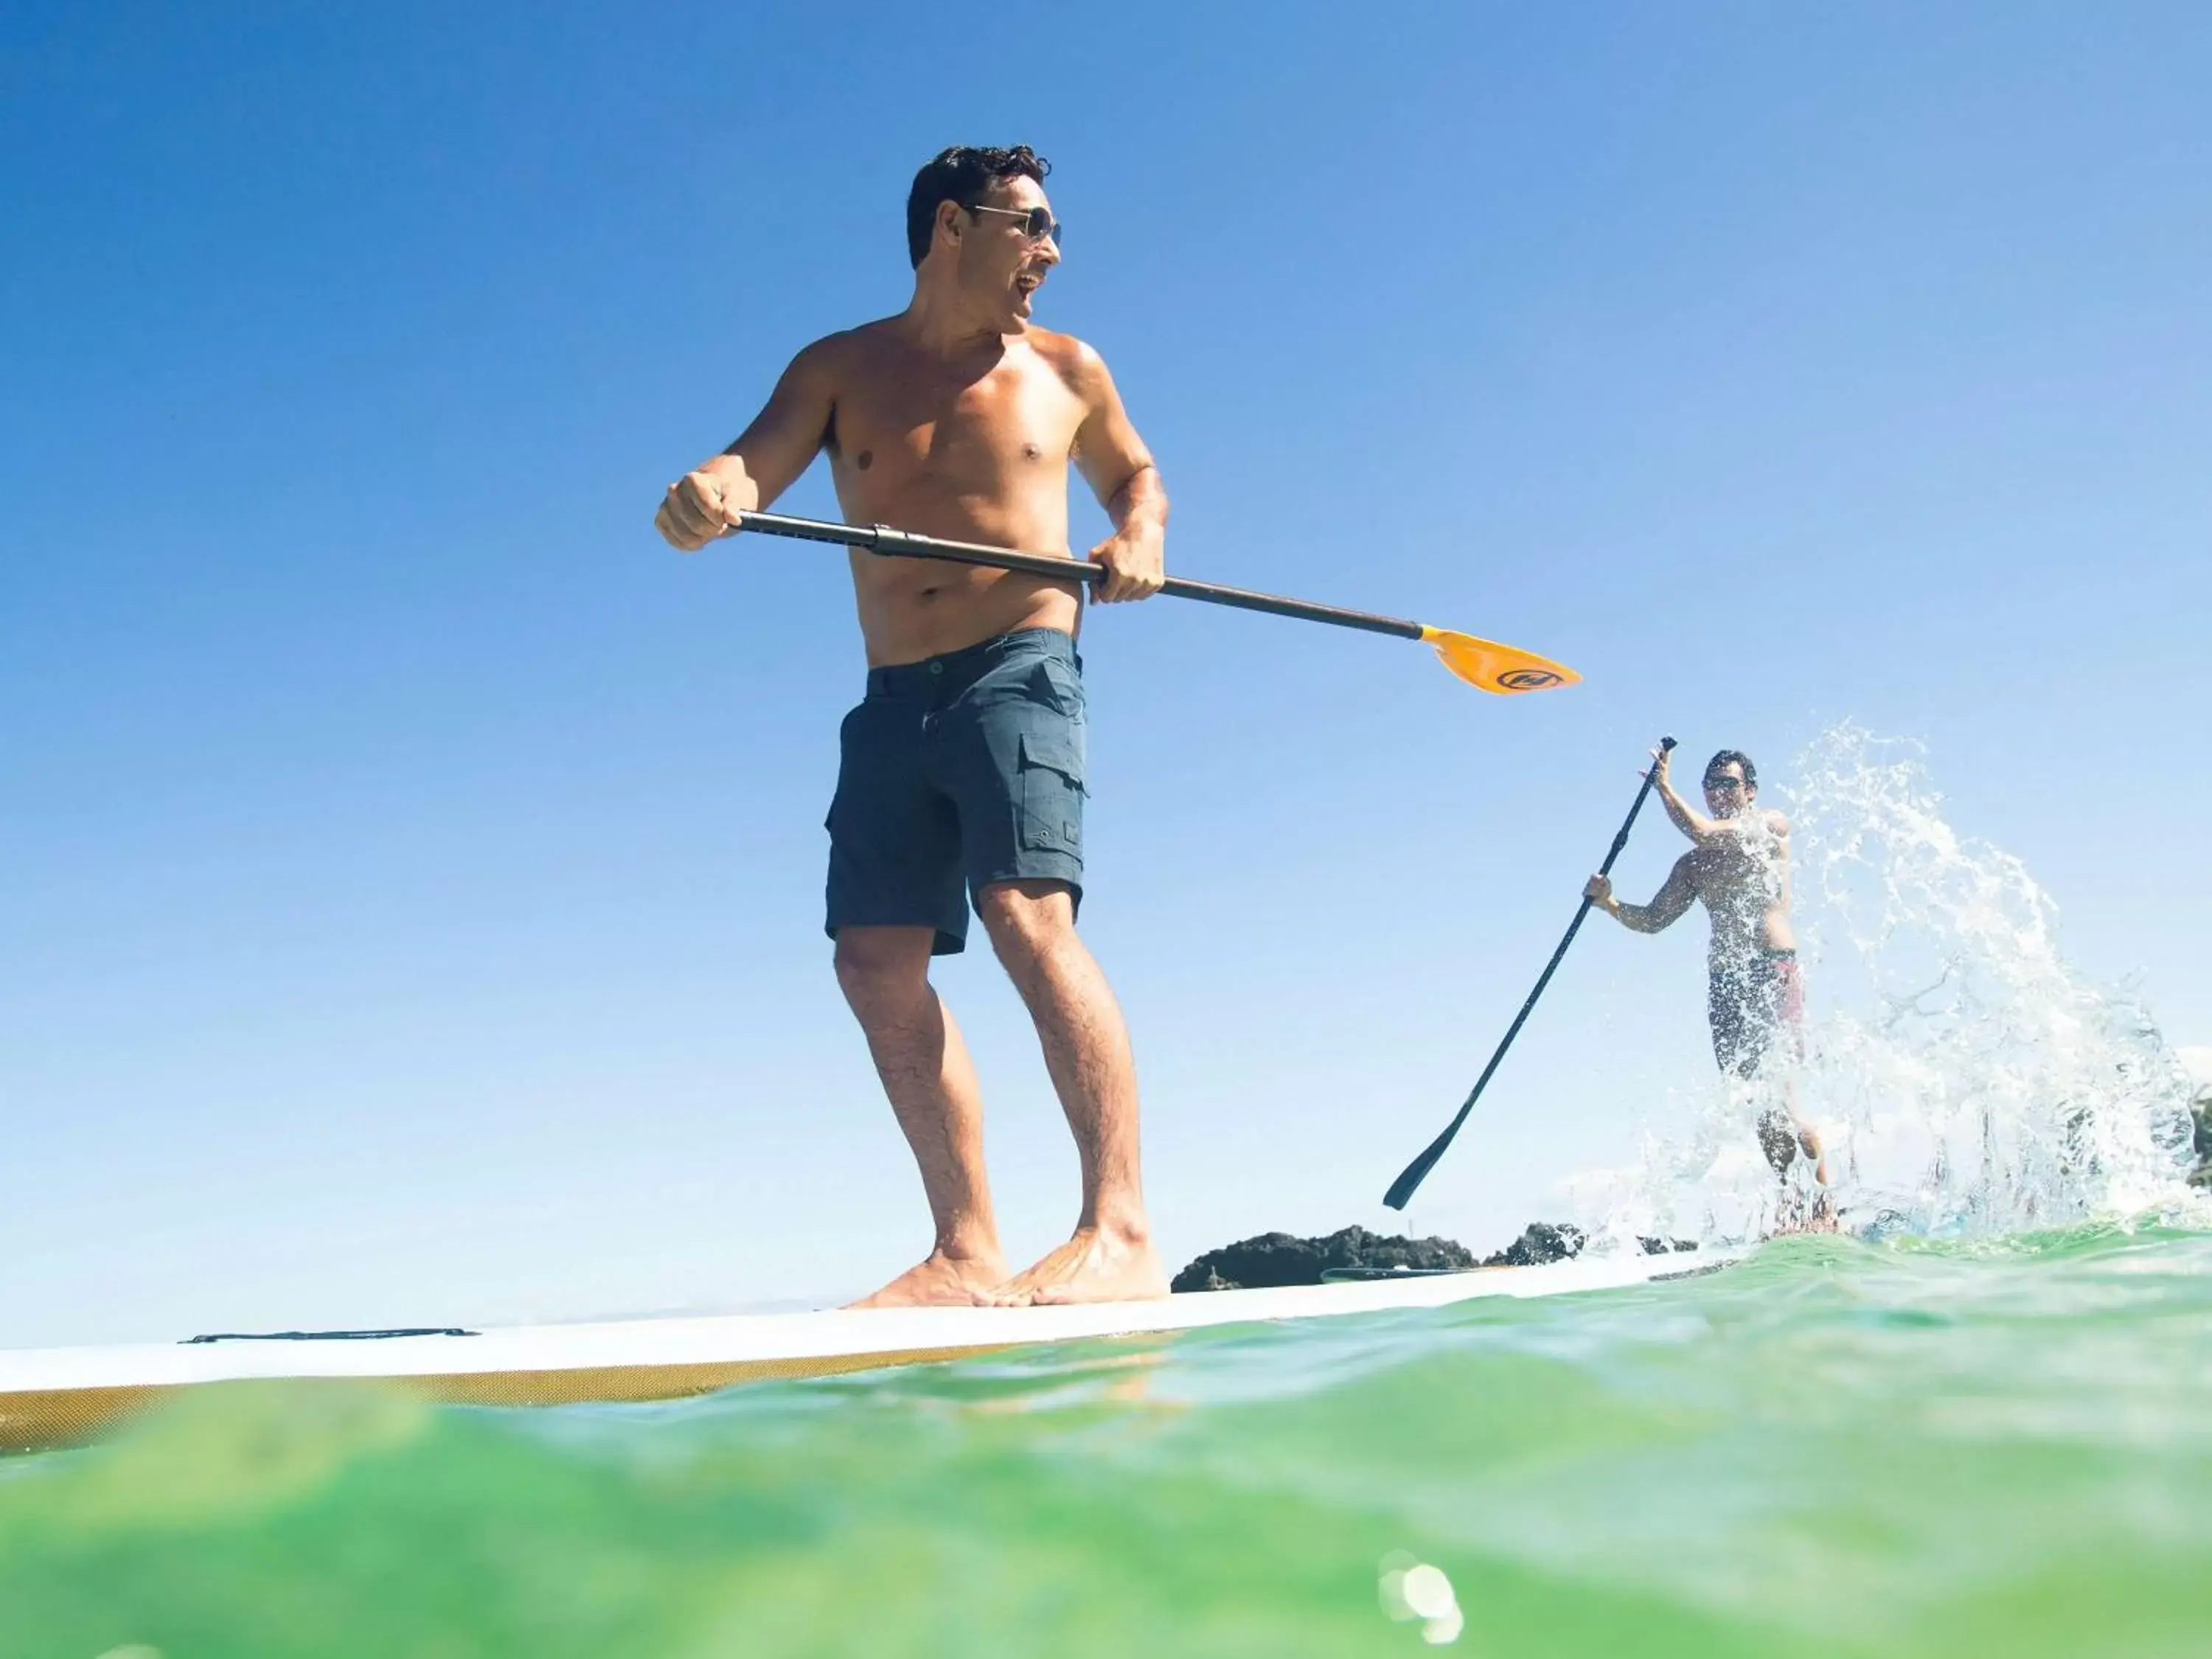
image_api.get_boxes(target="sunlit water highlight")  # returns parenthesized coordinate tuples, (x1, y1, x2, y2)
(6, 729, 2208, 1657)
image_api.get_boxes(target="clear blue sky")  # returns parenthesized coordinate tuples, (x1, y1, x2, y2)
(5, 3, 2208, 1345)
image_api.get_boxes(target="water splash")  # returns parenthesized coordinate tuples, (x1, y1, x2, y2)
(1571, 724, 2200, 1245)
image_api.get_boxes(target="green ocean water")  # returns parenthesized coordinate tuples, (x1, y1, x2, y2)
(4, 1224, 2210, 1658)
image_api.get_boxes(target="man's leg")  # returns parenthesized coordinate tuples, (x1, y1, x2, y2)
(1755, 1105, 1801, 1178)
(973, 880, 1167, 1305)
(1729, 959, 1832, 1206)
(1781, 1077, 1838, 1229)
(1756, 1080, 1835, 1234)
(1785, 1077, 1830, 1184)
(1764, 956, 1829, 1184)
(834, 924, 1010, 1307)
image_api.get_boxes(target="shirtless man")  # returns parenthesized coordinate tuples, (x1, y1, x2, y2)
(652, 145, 1170, 1307)
(1584, 748, 1832, 1206)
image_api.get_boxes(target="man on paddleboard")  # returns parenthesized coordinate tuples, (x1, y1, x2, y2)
(1584, 748, 1833, 1217)
(653, 146, 1171, 1307)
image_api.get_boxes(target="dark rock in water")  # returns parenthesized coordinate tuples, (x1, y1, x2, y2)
(1172, 1225, 1476, 1293)
(2191, 1085, 2211, 1187)
(1480, 1222, 1585, 1267)
(1175, 1219, 1703, 1292)
(1479, 1223, 1699, 1265)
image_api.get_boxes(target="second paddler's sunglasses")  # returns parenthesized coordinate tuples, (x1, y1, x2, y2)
(968, 203, 1063, 246)
(1705, 774, 1747, 792)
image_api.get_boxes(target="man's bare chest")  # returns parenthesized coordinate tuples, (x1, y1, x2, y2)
(1691, 841, 1784, 902)
(831, 359, 1084, 487)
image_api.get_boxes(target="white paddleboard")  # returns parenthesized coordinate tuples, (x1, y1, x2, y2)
(0, 1249, 1733, 1453)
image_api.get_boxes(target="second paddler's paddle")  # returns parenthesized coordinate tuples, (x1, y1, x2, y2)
(1382, 737, 1677, 1210)
(729, 509, 1579, 695)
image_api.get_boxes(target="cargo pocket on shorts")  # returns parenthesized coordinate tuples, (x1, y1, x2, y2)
(1017, 728, 1086, 853)
(1031, 653, 1087, 719)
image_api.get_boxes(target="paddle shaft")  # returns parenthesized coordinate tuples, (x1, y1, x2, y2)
(1382, 737, 1678, 1211)
(734, 509, 1427, 643)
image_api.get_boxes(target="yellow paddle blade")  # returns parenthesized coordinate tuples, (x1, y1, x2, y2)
(1419, 626, 1582, 695)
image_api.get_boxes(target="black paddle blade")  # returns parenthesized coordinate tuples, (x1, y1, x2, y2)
(1382, 1111, 1471, 1210)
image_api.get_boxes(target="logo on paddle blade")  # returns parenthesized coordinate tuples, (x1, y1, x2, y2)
(1498, 668, 1563, 691)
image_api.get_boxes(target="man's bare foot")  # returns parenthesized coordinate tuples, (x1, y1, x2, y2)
(1769, 1210, 1843, 1237)
(1767, 1188, 1843, 1238)
(987, 1225, 1169, 1307)
(845, 1248, 1008, 1309)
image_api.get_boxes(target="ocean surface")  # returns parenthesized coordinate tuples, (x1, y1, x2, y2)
(7, 736, 2207, 1658)
(4, 1223, 2211, 1658)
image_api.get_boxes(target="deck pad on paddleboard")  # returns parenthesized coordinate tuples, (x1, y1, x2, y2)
(0, 1249, 1734, 1453)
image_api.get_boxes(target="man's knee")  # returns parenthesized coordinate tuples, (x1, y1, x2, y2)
(832, 928, 934, 1011)
(974, 879, 1075, 963)
(1756, 1108, 1799, 1175)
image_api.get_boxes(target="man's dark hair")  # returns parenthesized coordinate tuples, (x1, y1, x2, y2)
(1704, 749, 1758, 790)
(905, 145, 1051, 268)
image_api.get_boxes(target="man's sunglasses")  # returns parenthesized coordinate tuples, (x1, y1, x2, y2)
(1705, 776, 1747, 791)
(970, 204, 1063, 246)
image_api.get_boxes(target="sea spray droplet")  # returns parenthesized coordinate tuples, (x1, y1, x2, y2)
(1378, 1555, 1463, 1644)
(1400, 1564, 1455, 1621)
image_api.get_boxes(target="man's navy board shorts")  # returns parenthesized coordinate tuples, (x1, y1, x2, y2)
(825, 627, 1086, 956)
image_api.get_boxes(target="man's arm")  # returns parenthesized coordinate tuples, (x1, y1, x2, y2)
(1068, 342, 1167, 603)
(1649, 748, 1728, 843)
(1585, 855, 1699, 933)
(653, 338, 841, 552)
